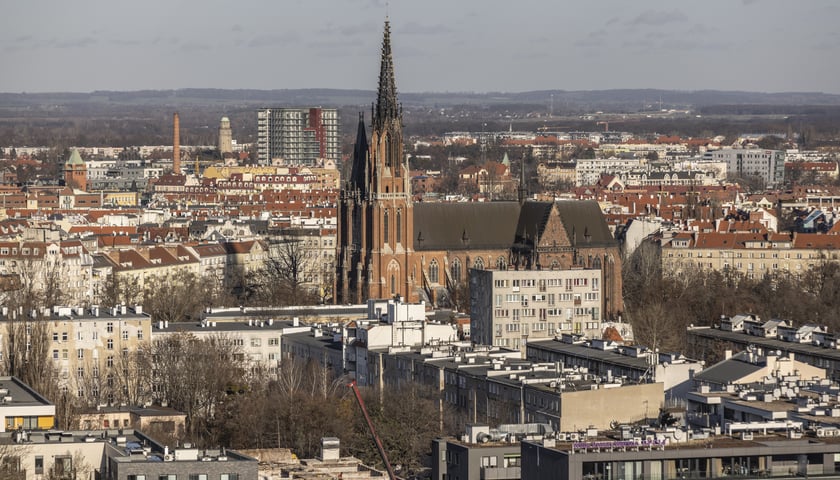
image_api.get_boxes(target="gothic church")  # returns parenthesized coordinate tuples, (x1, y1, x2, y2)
(336, 21, 623, 319)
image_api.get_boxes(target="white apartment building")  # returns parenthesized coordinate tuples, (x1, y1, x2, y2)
(575, 157, 646, 186)
(153, 317, 311, 375)
(470, 268, 604, 355)
(257, 107, 339, 166)
(708, 148, 785, 186)
(345, 298, 459, 386)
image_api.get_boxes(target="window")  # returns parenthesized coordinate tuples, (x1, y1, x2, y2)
(137, 329, 143, 340)
(220, 475, 239, 480)
(53, 332, 59, 342)
(429, 259, 439, 284)
(128, 476, 146, 480)
(383, 209, 389, 244)
(35, 456, 44, 475)
(106, 322, 114, 333)
(496, 256, 507, 270)
(268, 338, 279, 346)
(122, 330, 129, 340)
(473, 257, 484, 270)
(77, 367, 84, 378)
(52, 349, 59, 359)
(107, 356, 114, 368)
(251, 338, 262, 347)
(77, 349, 84, 359)
(451, 259, 462, 282)
(159, 476, 177, 480)
(189, 475, 208, 480)
(107, 339, 113, 350)
(396, 210, 402, 243)
(62, 349, 68, 359)
(62, 332, 68, 341)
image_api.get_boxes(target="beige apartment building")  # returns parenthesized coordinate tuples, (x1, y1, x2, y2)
(0, 306, 152, 407)
(470, 268, 604, 354)
(661, 231, 840, 279)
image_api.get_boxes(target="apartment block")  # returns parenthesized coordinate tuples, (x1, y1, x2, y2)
(470, 268, 604, 354)
(709, 148, 785, 186)
(257, 107, 339, 166)
(0, 305, 151, 408)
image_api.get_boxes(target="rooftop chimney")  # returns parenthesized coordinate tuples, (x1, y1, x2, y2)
(173, 112, 181, 174)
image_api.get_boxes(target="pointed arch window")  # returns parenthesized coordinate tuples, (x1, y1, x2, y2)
(396, 210, 402, 244)
(383, 209, 390, 244)
(451, 259, 462, 283)
(429, 259, 440, 284)
(496, 256, 507, 270)
(473, 257, 485, 270)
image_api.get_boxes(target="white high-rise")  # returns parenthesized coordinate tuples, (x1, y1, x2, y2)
(257, 107, 339, 166)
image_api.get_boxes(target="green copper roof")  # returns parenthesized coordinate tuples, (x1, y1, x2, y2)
(501, 152, 510, 168)
(66, 149, 84, 166)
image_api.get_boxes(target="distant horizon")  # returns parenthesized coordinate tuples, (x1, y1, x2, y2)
(3, 86, 840, 97)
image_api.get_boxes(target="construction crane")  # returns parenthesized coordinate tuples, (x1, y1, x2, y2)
(348, 380, 398, 480)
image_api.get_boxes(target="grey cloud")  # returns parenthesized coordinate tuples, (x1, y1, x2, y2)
(231, 24, 244, 33)
(626, 9, 687, 27)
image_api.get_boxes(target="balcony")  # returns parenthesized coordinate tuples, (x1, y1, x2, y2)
(481, 466, 521, 480)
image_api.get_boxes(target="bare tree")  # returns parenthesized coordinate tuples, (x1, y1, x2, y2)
(143, 270, 216, 323)
(144, 332, 247, 443)
(250, 236, 318, 306)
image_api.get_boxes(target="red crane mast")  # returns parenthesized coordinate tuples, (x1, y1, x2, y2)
(347, 380, 398, 480)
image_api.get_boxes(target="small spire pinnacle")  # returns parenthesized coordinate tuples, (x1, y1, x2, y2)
(518, 155, 528, 204)
(374, 19, 400, 130)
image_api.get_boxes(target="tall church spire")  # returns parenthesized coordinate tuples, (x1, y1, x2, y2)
(374, 20, 400, 130)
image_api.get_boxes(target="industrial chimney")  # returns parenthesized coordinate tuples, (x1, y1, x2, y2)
(173, 112, 181, 174)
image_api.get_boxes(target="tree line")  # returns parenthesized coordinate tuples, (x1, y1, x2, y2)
(623, 240, 840, 358)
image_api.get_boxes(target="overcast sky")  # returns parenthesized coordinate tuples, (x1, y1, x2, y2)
(3, 0, 839, 94)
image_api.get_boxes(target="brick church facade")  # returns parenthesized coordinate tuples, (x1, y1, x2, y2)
(336, 21, 623, 319)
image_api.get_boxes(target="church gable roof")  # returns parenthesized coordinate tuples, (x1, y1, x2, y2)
(553, 200, 615, 247)
(514, 201, 554, 244)
(414, 202, 520, 251)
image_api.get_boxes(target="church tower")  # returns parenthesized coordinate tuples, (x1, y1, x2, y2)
(64, 148, 87, 191)
(337, 20, 415, 304)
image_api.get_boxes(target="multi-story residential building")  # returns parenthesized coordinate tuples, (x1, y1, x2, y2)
(575, 157, 646, 186)
(153, 317, 310, 375)
(526, 335, 702, 399)
(0, 305, 152, 407)
(257, 107, 339, 166)
(343, 298, 458, 386)
(520, 431, 840, 480)
(660, 231, 840, 280)
(470, 268, 605, 354)
(708, 148, 785, 186)
(432, 424, 549, 480)
(687, 315, 840, 381)
(0, 427, 258, 480)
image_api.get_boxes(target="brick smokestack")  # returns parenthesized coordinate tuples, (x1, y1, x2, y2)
(173, 112, 181, 174)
